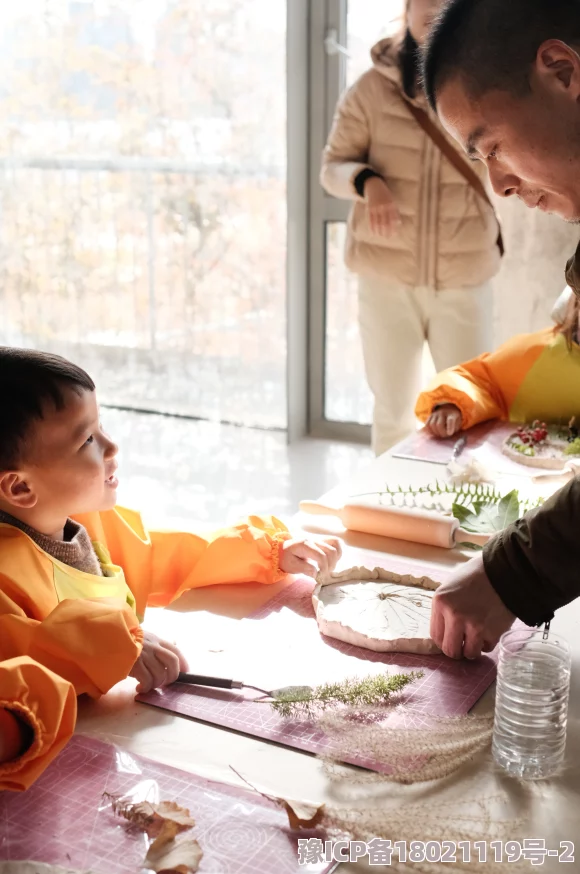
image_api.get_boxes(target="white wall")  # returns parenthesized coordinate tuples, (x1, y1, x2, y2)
(494, 199, 580, 342)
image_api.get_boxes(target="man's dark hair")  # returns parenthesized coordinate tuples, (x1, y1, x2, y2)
(423, 0, 580, 110)
(0, 347, 95, 470)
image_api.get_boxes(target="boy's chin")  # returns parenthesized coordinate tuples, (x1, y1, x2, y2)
(99, 487, 118, 511)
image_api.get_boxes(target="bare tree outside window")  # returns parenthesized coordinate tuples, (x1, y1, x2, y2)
(0, 0, 287, 428)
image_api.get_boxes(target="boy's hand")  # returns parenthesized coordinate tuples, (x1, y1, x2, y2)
(279, 536, 342, 578)
(365, 177, 402, 237)
(427, 404, 463, 438)
(129, 631, 188, 694)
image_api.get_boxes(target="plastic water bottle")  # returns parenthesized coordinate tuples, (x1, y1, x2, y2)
(492, 628, 571, 780)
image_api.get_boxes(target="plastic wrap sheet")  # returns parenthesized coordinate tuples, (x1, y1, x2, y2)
(0, 735, 336, 874)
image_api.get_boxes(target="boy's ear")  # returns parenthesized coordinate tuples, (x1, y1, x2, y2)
(0, 472, 37, 509)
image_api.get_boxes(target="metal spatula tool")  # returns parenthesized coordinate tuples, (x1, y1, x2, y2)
(175, 671, 313, 701)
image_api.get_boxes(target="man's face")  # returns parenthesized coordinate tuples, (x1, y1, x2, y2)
(436, 63, 580, 222)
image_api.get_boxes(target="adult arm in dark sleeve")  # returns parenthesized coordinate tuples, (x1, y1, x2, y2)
(483, 476, 580, 626)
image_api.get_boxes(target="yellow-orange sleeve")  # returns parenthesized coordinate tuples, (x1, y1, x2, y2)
(0, 582, 143, 698)
(146, 514, 292, 608)
(415, 354, 505, 429)
(85, 508, 292, 613)
(0, 657, 76, 791)
(415, 330, 552, 430)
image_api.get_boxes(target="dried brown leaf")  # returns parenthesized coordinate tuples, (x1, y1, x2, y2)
(149, 820, 181, 853)
(229, 768, 325, 831)
(105, 794, 195, 838)
(145, 837, 203, 873)
(281, 800, 326, 830)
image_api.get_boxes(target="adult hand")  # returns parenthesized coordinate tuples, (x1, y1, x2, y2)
(430, 553, 516, 659)
(365, 176, 402, 237)
(427, 403, 463, 438)
(279, 536, 342, 578)
(129, 630, 188, 693)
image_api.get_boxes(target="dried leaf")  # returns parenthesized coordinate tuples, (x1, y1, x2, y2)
(149, 820, 181, 853)
(149, 802, 196, 836)
(145, 837, 203, 873)
(106, 794, 195, 838)
(230, 768, 325, 831)
(281, 800, 326, 830)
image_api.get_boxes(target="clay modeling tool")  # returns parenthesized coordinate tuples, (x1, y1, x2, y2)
(299, 499, 490, 549)
(175, 672, 312, 700)
(451, 435, 467, 460)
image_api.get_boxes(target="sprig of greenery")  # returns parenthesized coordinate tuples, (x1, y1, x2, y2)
(270, 671, 423, 719)
(352, 481, 503, 508)
(350, 482, 542, 531)
(565, 438, 580, 456)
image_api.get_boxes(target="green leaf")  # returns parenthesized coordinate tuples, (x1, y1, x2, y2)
(495, 490, 521, 528)
(455, 490, 521, 534)
(451, 501, 474, 526)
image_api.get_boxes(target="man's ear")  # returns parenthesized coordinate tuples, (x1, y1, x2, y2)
(0, 471, 37, 509)
(535, 40, 580, 99)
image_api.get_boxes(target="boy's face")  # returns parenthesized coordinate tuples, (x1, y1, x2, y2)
(15, 387, 118, 526)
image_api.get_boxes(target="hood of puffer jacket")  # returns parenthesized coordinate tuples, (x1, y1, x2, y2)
(369, 36, 403, 88)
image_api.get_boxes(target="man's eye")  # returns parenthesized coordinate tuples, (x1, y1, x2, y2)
(84, 435, 95, 446)
(487, 148, 498, 160)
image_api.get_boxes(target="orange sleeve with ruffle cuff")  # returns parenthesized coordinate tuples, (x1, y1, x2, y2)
(145, 514, 292, 608)
(0, 657, 76, 792)
(415, 331, 555, 431)
(415, 355, 507, 430)
(0, 590, 143, 698)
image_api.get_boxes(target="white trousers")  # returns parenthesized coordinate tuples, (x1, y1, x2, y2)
(357, 278, 494, 456)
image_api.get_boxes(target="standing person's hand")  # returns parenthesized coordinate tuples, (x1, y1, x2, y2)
(427, 404, 463, 438)
(365, 177, 402, 237)
(430, 553, 516, 659)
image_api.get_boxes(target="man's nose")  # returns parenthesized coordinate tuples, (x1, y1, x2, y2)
(488, 166, 518, 199)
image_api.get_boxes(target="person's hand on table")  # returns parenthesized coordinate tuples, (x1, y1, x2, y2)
(430, 553, 516, 659)
(427, 403, 463, 438)
(365, 177, 402, 237)
(130, 631, 189, 693)
(279, 536, 342, 578)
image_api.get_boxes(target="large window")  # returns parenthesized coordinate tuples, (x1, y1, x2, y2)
(0, 0, 287, 429)
(311, 0, 403, 438)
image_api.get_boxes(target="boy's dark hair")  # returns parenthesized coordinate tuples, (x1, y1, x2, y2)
(422, 0, 580, 111)
(0, 347, 95, 470)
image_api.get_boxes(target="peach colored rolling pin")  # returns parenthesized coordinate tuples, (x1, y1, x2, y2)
(299, 500, 491, 549)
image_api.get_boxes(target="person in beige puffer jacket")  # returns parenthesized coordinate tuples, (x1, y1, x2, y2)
(321, 0, 502, 455)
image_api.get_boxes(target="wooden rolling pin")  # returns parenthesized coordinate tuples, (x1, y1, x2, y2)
(299, 500, 490, 549)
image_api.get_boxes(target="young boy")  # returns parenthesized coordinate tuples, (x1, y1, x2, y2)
(0, 348, 341, 698)
(415, 290, 580, 437)
(0, 657, 76, 791)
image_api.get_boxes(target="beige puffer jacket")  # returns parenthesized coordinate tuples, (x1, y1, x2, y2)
(320, 38, 501, 289)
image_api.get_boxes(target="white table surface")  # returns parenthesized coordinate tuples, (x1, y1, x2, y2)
(76, 453, 580, 872)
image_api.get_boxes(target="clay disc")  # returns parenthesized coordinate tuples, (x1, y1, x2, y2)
(313, 565, 441, 654)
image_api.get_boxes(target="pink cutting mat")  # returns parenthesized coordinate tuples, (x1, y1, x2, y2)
(0, 735, 335, 874)
(391, 421, 548, 476)
(391, 421, 501, 464)
(137, 551, 498, 773)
